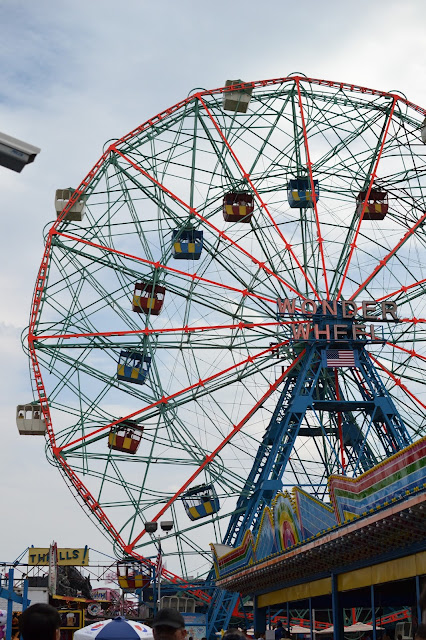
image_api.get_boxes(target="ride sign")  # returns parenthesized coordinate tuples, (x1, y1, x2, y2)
(277, 298, 399, 342)
(28, 546, 89, 566)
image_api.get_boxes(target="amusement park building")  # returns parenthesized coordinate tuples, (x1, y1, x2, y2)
(212, 438, 426, 640)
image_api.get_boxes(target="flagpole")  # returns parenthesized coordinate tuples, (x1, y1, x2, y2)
(157, 541, 162, 610)
(153, 560, 157, 617)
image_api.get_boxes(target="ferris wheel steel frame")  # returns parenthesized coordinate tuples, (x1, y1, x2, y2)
(27, 75, 426, 624)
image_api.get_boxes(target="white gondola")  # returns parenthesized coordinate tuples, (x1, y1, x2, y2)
(16, 404, 46, 435)
(160, 596, 196, 613)
(421, 117, 426, 144)
(55, 188, 86, 221)
(222, 79, 253, 113)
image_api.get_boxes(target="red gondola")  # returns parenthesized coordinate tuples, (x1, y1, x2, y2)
(108, 421, 144, 454)
(117, 559, 151, 591)
(132, 282, 165, 315)
(223, 192, 254, 223)
(356, 189, 388, 220)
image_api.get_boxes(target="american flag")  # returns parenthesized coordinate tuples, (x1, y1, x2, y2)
(326, 350, 356, 368)
(155, 544, 163, 580)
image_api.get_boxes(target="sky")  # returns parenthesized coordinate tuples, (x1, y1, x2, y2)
(2, 0, 426, 577)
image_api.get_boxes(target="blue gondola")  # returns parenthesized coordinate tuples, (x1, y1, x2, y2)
(117, 351, 151, 385)
(182, 483, 220, 521)
(287, 178, 319, 209)
(172, 228, 203, 260)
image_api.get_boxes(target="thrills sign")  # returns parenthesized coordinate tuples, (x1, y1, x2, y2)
(277, 298, 398, 342)
(28, 547, 89, 566)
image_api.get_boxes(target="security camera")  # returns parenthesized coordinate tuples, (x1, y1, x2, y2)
(0, 130, 40, 173)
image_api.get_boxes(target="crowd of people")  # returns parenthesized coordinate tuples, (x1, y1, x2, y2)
(16, 602, 426, 640)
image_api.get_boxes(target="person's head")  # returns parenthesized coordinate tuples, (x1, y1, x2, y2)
(19, 604, 61, 640)
(397, 635, 402, 640)
(152, 608, 187, 640)
(277, 622, 283, 628)
(415, 623, 426, 640)
(223, 631, 246, 640)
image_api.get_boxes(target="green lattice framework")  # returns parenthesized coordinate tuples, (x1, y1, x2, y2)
(26, 75, 426, 583)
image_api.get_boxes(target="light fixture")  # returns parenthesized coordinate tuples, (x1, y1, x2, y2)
(145, 521, 158, 533)
(160, 521, 173, 532)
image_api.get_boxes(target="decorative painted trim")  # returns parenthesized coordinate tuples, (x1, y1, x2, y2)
(212, 437, 426, 579)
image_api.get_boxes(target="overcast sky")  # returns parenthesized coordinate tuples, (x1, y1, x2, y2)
(2, 0, 426, 575)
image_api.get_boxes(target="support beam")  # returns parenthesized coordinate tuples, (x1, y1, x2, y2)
(309, 598, 314, 640)
(371, 585, 377, 640)
(254, 599, 267, 635)
(332, 574, 344, 640)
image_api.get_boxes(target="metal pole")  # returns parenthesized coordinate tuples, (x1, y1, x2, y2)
(331, 573, 344, 640)
(371, 586, 377, 640)
(309, 598, 314, 640)
(416, 576, 422, 628)
(22, 579, 29, 611)
(253, 598, 266, 635)
(6, 569, 14, 640)
(287, 601, 290, 636)
(153, 560, 157, 616)
(157, 536, 161, 610)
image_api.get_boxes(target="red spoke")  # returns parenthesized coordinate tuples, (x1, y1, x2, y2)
(385, 340, 426, 362)
(350, 210, 426, 300)
(58, 339, 292, 453)
(337, 97, 397, 299)
(354, 368, 372, 399)
(375, 276, 426, 303)
(128, 351, 305, 550)
(368, 352, 426, 411)
(295, 79, 329, 298)
(54, 231, 276, 306)
(198, 96, 321, 301)
(32, 320, 309, 342)
(113, 148, 306, 299)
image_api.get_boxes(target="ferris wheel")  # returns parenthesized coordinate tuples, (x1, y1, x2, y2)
(24, 75, 426, 593)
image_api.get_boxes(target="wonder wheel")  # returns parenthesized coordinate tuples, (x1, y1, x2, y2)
(26, 76, 426, 590)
